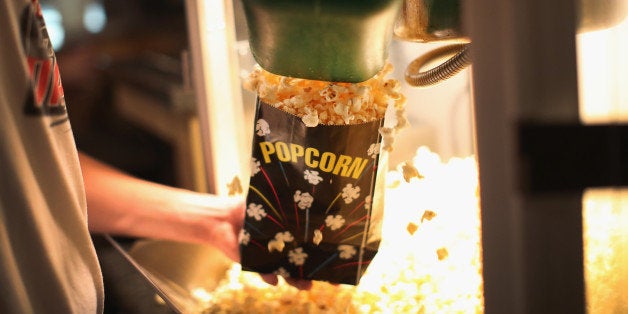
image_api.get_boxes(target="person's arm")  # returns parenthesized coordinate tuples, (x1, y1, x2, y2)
(78, 152, 244, 261)
(79, 152, 311, 289)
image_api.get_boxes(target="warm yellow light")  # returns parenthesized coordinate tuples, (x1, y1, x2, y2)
(583, 188, 628, 314)
(577, 17, 628, 124)
(577, 14, 628, 313)
(363, 147, 483, 313)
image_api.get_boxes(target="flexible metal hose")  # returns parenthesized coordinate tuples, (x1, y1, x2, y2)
(405, 43, 471, 87)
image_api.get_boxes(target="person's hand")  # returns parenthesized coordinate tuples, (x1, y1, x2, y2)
(148, 191, 312, 290)
(215, 196, 246, 262)
(214, 197, 312, 290)
(260, 274, 313, 290)
(190, 195, 245, 262)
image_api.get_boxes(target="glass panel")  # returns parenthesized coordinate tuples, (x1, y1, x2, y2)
(578, 10, 628, 313)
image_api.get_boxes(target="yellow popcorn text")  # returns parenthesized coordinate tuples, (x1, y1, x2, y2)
(259, 141, 369, 179)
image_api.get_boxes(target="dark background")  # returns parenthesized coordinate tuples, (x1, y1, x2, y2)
(45, 0, 189, 185)
(41, 1, 193, 312)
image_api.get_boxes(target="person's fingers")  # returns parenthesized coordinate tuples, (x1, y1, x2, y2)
(284, 278, 313, 290)
(260, 273, 278, 286)
(259, 274, 312, 290)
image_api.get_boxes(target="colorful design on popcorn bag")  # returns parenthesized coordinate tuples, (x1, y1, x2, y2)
(240, 100, 384, 285)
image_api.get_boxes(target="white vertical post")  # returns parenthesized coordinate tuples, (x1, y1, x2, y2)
(185, 0, 246, 195)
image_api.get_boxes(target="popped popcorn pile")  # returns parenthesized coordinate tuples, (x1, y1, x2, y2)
(198, 147, 484, 314)
(243, 63, 407, 128)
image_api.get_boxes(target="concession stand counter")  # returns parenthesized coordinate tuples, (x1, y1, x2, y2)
(112, 0, 628, 313)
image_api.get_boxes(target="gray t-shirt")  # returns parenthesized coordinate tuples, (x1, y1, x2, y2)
(0, 0, 104, 312)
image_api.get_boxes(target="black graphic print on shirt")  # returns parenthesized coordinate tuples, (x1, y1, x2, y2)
(20, 1, 68, 120)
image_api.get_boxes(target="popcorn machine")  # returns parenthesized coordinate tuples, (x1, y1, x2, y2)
(124, 0, 628, 313)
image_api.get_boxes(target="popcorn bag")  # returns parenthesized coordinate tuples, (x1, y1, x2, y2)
(239, 64, 405, 285)
(240, 98, 386, 285)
